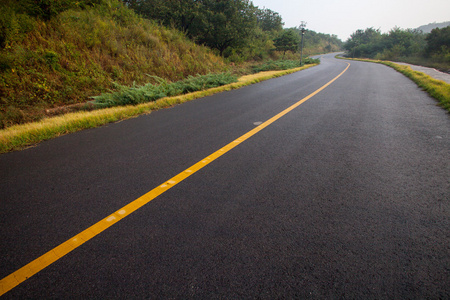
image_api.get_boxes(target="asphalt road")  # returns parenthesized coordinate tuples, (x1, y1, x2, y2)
(1, 53, 449, 298)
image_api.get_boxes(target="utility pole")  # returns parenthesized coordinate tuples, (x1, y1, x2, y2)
(299, 21, 307, 65)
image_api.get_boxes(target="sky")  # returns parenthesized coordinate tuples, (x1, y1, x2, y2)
(250, 0, 450, 41)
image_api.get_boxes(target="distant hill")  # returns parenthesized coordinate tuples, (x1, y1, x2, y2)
(416, 21, 450, 33)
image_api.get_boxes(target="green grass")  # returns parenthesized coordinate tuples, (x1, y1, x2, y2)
(338, 56, 450, 112)
(90, 73, 238, 108)
(386, 56, 450, 74)
(0, 63, 318, 153)
(251, 58, 320, 73)
(0, 0, 227, 128)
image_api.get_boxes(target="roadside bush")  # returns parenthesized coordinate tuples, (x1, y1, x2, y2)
(252, 58, 319, 73)
(90, 73, 238, 108)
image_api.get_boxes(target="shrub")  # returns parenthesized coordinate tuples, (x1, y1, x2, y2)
(251, 58, 319, 73)
(90, 73, 238, 108)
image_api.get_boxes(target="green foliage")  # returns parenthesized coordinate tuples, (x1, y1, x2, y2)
(251, 58, 319, 73)
(0, 0, 227, 128)
(196, 0, 258, 56)
(43, 50, 59, 69)
(1, 0, 104, 21)
(382, 27, 426, 58)
(289, 27, 343, 56)
(255, 7, 283, 32)
(226, 28, 273, 62)
(273, 29, 299, 57)
(123, 0, 202, 34)
(124, 0, 282, 58)
(425, 26, 450, 57)
(0, 64, 317, 153)
(90, 73, 237, 107)
(344, 26, 450, 71)
(343, 27, 427, 60)
(124, 0, 343, 61)
(0, 0, 336, 128)
(343, 28, 383, 58)
(0, 4, 34, 49)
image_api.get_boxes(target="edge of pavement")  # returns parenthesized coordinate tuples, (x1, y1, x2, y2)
(0, 63, 318, 154)
(337, 55, 450, 113)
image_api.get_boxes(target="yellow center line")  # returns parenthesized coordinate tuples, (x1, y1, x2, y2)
(0, 62, 350, 296)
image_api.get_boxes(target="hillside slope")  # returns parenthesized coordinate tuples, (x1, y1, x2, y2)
(0, 0, 226, 128)
(416, 21, 450, 33)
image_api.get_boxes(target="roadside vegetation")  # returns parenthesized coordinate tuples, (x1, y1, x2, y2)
(0, 0, 227, 128)
(343, 26, 450, 72)
(1, 1, 446, 154)
(251, 58, 319, 73)
(0, 63, 317, 153)
(0, 0, 340, 131)
(90, 73, 238, 108)
(342, 24, 450, 112)
(123, 0, 342, 62)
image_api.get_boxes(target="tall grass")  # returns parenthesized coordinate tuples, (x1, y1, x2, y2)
(251, 58, 320, 73)
(0, 0, 227, 128)
(90, 73, 237, 108)
(384, 56, 450, 74)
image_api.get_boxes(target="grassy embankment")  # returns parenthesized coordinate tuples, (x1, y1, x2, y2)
(339, 57, 450, 112)
(0, 0, 227, 128)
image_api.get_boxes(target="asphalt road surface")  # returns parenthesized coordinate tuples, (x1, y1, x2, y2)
(1, 53, 449, 298)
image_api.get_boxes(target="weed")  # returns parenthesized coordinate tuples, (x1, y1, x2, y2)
(90, 73, 238, 108)
(43, 51, 59, 69)
(251, 58, 320, 73)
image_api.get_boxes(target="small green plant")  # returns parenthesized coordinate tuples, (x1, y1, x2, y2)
(251, 58, 319, 73)
(43, 51, 59, 69)
(90, 73, 238, 108)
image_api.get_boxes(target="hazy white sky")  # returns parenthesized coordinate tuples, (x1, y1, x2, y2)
(251, 0, 450, 41)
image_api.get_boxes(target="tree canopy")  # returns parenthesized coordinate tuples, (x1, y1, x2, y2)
(122, 0, 283, 57)
(425, 26, 450, 57)
(273, 29, 299, 57)
(343, 26, 428, 60)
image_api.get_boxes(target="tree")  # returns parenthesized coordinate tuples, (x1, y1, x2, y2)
(425, 26, 450, 57)
(344, 27, 382, 58)
(344, 27, 427, 59)
(123, 0, 259, 57)
(122, 0, 201, 35)
(193, 0, 257, 56)
(255, 7, 283, 32)
(273, 29, 299, 57)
